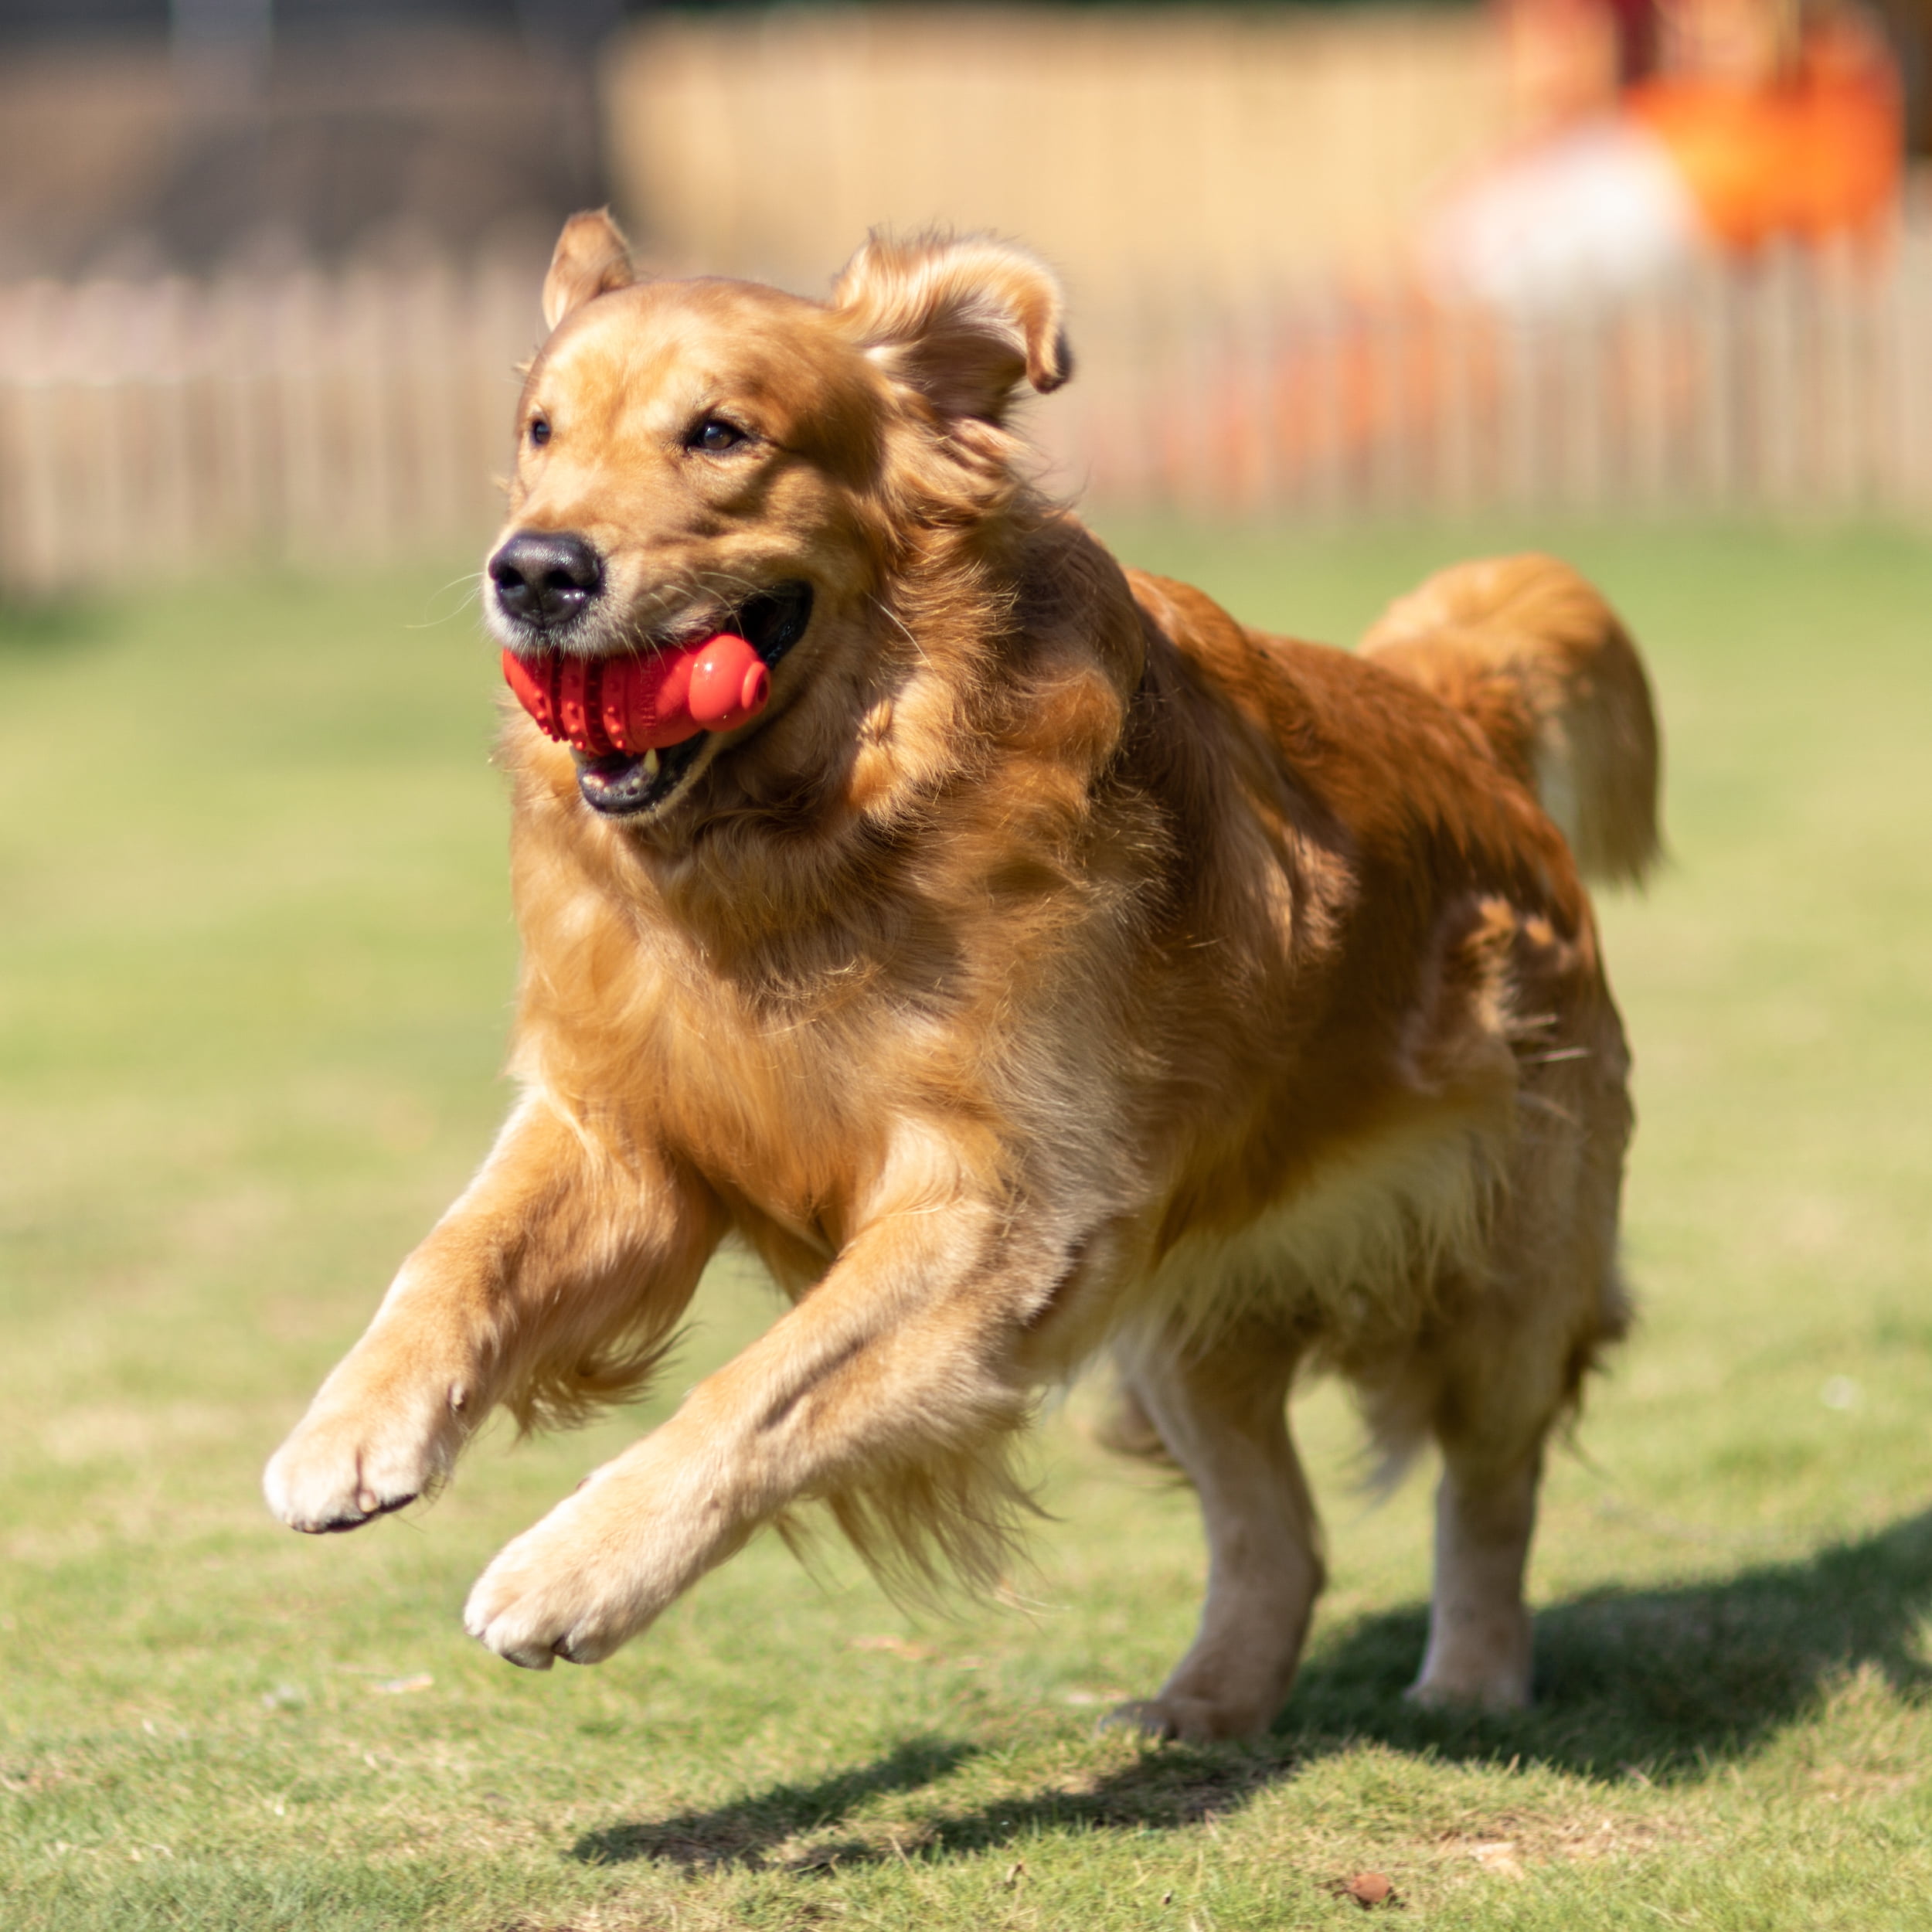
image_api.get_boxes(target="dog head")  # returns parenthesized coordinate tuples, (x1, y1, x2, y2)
(487, 210, 1077, 830)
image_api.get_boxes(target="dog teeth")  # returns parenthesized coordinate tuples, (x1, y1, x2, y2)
(641, 749, 660, 780)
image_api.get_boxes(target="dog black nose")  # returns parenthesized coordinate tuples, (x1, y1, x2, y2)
(490, 530, 604, 628)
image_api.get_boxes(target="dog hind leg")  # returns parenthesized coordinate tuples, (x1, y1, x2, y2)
(1411, 1421, 1544, 1711)
(1393, 1039, 1631, 1709)
(1400, 1249, 1621, 1709)
(1356, 1291, 1559, 1713)
(1109, 1321, 1320, 1742)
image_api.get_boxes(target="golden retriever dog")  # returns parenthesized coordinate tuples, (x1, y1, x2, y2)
(265, 212, 1660, 1740)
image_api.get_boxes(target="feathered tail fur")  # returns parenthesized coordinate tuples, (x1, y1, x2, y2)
(1360, 553, 1662, 886)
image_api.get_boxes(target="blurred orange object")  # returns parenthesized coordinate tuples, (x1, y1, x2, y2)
(1628, 17, 1903, 248)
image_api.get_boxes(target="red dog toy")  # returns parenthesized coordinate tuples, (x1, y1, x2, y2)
(502, 633, 770, 757)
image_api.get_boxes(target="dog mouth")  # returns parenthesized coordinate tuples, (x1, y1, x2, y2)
(573, 733, 708, 815)
(571, 581, 814, 819)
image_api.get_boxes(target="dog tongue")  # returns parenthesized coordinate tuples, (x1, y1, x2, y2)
(502, 633, 770, 756)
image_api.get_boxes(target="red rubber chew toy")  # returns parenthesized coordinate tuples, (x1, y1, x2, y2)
(502, 633, 770, 756)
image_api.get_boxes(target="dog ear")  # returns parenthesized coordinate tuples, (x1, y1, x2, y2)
(543, 210, 635, 332)
(832, 232, 1072, 423)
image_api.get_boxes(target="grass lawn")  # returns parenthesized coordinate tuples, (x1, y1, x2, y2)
(2, 524, 1930, 1930)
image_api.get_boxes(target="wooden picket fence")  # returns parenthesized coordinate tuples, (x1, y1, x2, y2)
(0, 257, 542, 595)
(3, 226, 1931, 594)
(1038, 228, 1932, 522)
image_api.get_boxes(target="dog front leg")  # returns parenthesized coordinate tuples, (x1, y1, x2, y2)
(463, 1196, 1046, 1669)
(264, 1092, 721, 1533)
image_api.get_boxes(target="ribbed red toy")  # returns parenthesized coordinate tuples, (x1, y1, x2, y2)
(502, 633, 770, 756)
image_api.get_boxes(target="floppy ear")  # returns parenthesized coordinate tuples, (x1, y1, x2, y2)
(831, 232, 1072, 423)
(542, 209, 635, 332)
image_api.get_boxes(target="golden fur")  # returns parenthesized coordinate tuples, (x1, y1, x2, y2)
(265, 213, 1662, 1740)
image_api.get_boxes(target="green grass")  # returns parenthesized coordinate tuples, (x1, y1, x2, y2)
(3, 525, 1930, 1929)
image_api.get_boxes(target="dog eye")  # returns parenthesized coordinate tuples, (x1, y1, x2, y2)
(687, 417, 747, 454)
(528, 417, 551, 447)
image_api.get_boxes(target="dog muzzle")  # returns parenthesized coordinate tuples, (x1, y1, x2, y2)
(502, 634, 770, 756)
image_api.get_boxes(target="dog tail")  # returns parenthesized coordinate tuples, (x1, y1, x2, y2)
(1360, 553, 1662, 886)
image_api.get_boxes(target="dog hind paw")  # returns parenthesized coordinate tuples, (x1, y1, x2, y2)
(1404, 1670, 1532, 1714)
(1101, 1693, 1270, 1743)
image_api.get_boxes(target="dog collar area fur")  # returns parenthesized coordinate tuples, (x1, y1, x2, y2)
(502, 632, 770, 756)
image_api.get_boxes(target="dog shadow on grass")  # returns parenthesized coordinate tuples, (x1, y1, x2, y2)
(572, 1735, 985, 1871)
(570, 1506, 1932, 1872)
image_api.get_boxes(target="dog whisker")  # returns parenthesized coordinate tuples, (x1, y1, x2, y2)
(409, 572, 488, 629)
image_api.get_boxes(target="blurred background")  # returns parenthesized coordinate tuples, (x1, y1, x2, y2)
(0, 0, 1927, 583)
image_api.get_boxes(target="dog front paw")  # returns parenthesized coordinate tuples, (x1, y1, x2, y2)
(463, 1489, 658, 1671)
(264, 1383, 462, 1533)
